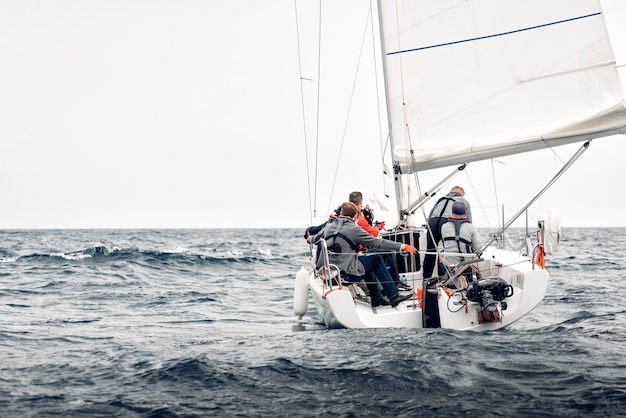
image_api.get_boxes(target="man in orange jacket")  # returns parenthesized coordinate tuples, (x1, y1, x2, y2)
(348, 191, 411, 291)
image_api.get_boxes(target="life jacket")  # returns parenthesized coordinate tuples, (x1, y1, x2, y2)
(429, 193, 461, 219)
(442, 219, 472, 261)
(324, 225, 359, 254)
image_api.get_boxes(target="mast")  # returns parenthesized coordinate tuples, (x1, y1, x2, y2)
(375, 0, 407, 226)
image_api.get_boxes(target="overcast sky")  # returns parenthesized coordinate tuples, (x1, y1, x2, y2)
(1, 0, 625, 229)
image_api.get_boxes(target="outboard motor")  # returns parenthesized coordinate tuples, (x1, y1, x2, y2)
(466, 278, 513, 322)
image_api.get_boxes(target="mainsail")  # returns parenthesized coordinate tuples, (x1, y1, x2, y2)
(377, 0, 626, 174)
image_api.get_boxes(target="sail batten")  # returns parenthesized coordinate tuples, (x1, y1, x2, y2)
(378, 0, 626, 174)
(387, 12, 602, 56)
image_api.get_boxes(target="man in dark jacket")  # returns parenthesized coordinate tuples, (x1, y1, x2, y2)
(440, 201, 482, 267)
(310, 202, 416, 307)
(423, 186, 472, 279)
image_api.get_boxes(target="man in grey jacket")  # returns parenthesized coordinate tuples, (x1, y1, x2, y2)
(310, 202, 416, 308)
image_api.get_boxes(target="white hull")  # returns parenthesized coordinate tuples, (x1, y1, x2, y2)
(305, 246, 549, 331)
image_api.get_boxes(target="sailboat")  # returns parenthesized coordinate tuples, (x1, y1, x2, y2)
(293, 0, 626, 330)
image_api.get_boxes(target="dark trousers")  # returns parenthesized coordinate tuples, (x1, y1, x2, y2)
(345, 254, 398, 303)
(366, 248, 400, 284)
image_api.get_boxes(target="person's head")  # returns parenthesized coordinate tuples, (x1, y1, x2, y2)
(450, 201, 467, 218)
(348, 191, 363, 206)
(339, 202, 359, 219)
(450, 186, 465, 196)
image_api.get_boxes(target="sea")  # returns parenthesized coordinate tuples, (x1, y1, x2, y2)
(0, 228, 625, 417)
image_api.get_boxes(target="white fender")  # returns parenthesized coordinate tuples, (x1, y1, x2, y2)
(293, 266, 310, 319)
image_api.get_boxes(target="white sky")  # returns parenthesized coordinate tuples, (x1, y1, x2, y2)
(0, 0, 625, 229)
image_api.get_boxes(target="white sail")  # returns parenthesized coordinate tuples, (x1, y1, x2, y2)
(377, 0, 626, 174)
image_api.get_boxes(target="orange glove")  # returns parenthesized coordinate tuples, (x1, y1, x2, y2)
(401, 244, 417, 255)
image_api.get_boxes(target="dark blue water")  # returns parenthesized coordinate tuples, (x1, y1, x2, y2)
(1, 228, 625, 417)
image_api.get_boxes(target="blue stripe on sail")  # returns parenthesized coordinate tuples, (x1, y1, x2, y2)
(387, 12, 601, 56)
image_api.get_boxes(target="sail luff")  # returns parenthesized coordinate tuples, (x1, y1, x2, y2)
(376, 0, 407, 222)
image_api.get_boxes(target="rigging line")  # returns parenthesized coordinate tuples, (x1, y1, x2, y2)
(294, 0, 314, 224)
(391, 0, 410, 156)
(387, 12, 602, 56)
(540, 136, 566, 164)
(415, 171, 433, 238)
(369, 0, 387, 196)
(325, 5, 376, 217)
(462, 168, 493, 230)
(405, 140, 416, 215)
(314, 0, 323, 218)
(490, 159, 501, 230)
(404, 164, 467, 216)
(386, 0, 413, 221)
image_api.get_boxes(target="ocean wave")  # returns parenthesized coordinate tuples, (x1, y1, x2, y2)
(7, 245, 279, 267)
